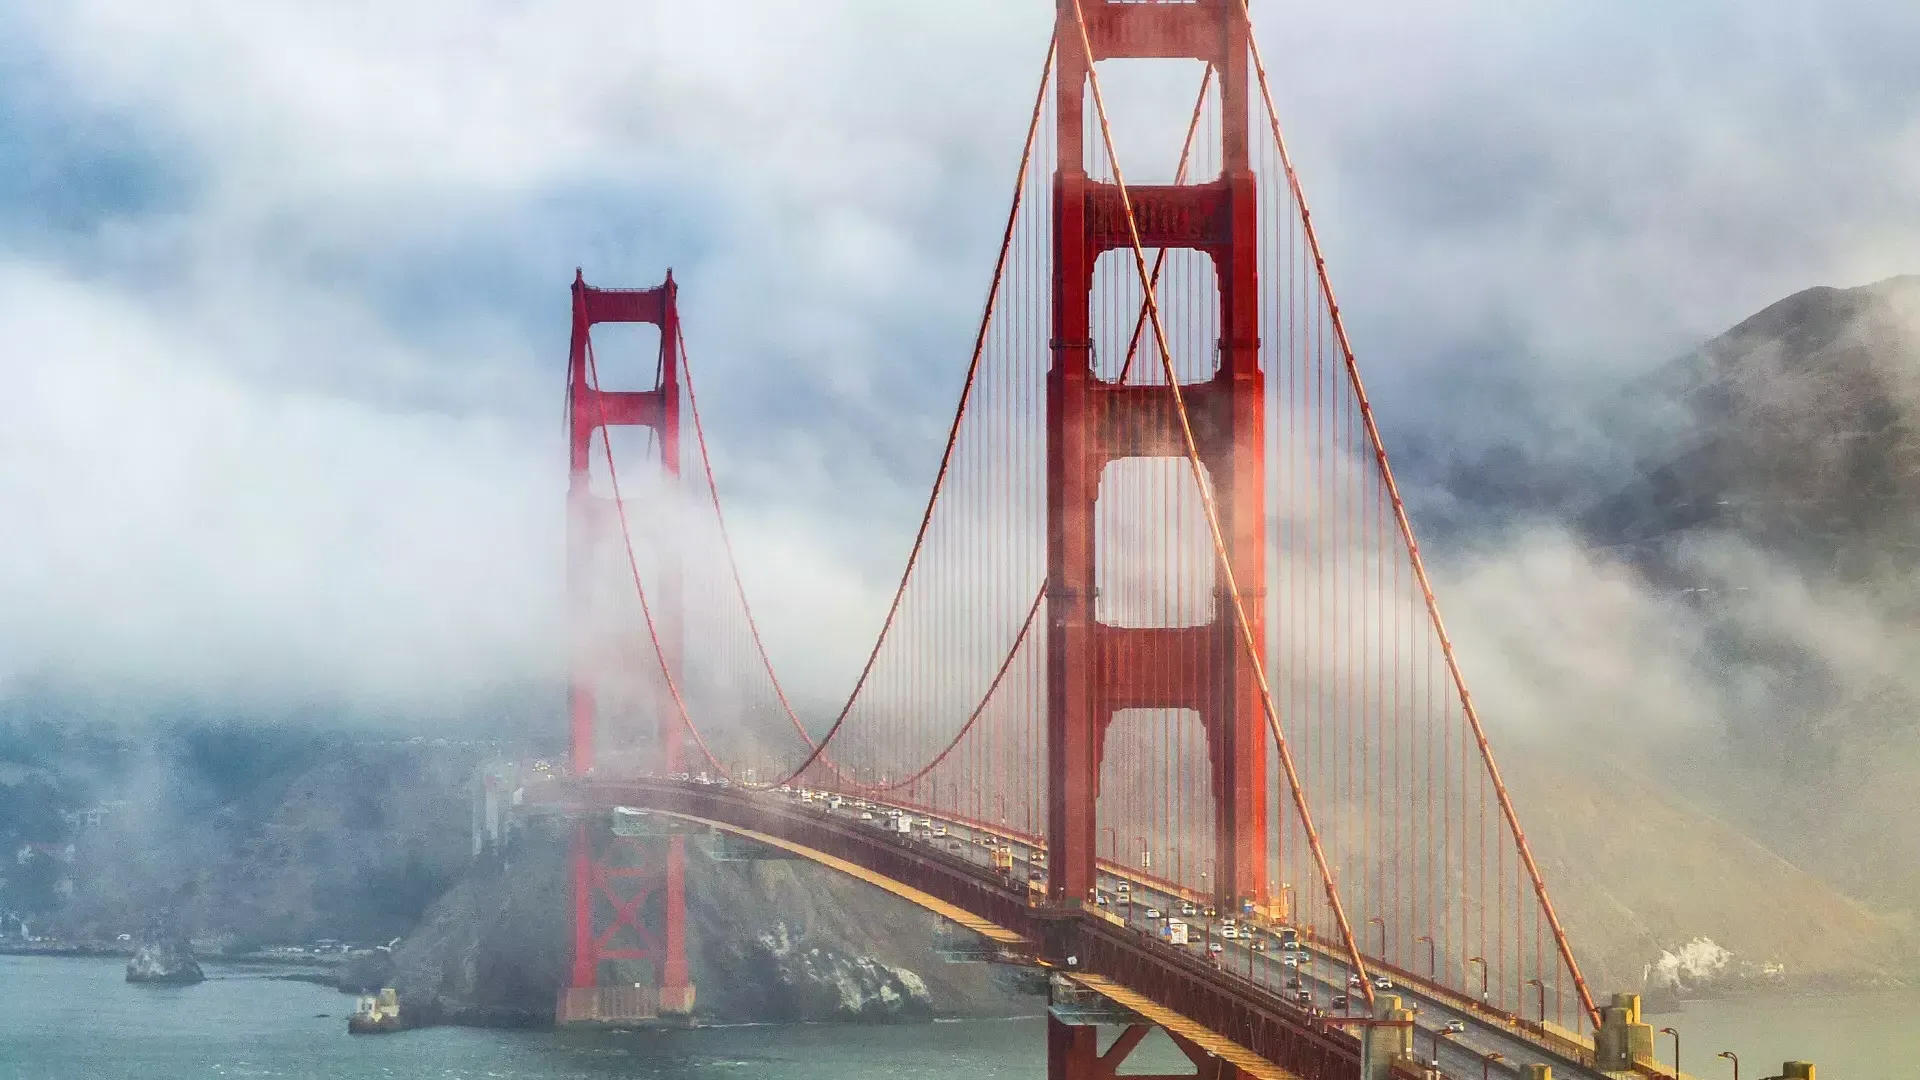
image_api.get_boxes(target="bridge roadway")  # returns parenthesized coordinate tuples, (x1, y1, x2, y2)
(789, 790, 1618, 1080)
(552, 777, 1619, 1080)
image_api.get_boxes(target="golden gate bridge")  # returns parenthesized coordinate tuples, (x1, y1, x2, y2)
(520, 3, 1814, 1079)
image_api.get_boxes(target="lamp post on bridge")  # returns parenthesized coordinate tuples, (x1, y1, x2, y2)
(1100, 825, 1116, 865)
(1660, 1027, 1680, 1078)
(1416, 935, 1437, 980)
(1367, 916, 1387, 961)
(1134, 835, 1151, 874)
(1482, 1052, 1503, 1080)
(1526, 978, 1546, 1022)
(1718, 1050, 1738, 1080)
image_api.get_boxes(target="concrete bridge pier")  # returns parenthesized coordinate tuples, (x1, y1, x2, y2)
(1593, 992, 1654, 1069)
(1359, 994, 1415, 1080)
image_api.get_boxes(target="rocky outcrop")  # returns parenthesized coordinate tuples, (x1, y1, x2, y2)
(125, 937, 205, 985)
(386, 819, 1036, 1027)
(702, 922, 932, 1023)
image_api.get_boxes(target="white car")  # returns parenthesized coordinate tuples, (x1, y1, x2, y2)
(860, 811, 875, 822)
(1221, 926, 1240, 940)
(1443, 1020, 1466, 1034)
(1145, 908, 1163, 920)
(1373, 976, 1393, 990)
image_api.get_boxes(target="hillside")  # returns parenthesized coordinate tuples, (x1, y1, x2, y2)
(1437, 275, 1920, 995)
(1588, 275, 1920, 579)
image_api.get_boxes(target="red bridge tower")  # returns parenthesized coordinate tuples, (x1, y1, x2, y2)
(1048, 2, 1265, 1075)
(559, 270, 694, 1025)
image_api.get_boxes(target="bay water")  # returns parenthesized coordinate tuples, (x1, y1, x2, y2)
(2, 955, 1913, 1079)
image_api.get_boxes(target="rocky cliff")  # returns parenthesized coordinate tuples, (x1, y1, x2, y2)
(387, 818, 1037, 1026)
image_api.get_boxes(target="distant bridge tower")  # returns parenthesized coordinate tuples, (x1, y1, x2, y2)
(1048, 1, 1264, 1074)
(559, 269, 694, 1025)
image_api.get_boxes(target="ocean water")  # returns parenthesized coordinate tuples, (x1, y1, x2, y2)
(0, 955, 1087, 1080)
(3, 955, 1913, 1079)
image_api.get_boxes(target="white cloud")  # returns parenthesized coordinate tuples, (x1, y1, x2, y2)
(0, 0, 1917, 718)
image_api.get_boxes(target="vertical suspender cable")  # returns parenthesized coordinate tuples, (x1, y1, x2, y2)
(1235, 0, 1598, 1026)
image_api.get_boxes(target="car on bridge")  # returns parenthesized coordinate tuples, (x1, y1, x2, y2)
(1144, 907, 1163, 920)
(1443, 1020, 1465, 1034)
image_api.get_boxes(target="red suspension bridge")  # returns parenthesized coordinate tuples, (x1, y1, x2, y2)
(533, 3, 1701, 1078)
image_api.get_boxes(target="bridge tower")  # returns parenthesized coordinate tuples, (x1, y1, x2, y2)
(558, 270, 695, 1025)
(1047, 0, 1266, 914)
(1048, 4, 1263, 1072)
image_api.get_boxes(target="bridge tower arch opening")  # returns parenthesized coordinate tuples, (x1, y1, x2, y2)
(560, 269, 695, 1024)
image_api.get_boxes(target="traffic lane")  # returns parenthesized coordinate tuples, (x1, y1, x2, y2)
(1093, 869, 1565, 1078)
(1240, 934, 1545, 1076)
(783, 794, 1571, 1079)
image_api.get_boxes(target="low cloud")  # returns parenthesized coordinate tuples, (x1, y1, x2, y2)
(0, 1, 1916, 724)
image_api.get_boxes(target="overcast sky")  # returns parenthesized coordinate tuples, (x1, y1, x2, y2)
(1, 1, 1916, 720)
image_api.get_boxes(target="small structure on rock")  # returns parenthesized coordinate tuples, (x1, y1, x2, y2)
(349, 988, 404, 1034)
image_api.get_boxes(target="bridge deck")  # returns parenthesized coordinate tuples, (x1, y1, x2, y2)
(651, 808, 1028, 947)
(1064, 973, 1300, 1080)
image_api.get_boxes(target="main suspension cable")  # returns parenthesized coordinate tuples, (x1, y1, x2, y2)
(1235, 0, 1597, 1025)
(1069, 0, 1375, 1008)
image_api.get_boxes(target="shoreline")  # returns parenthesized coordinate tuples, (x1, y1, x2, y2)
(0, 942, 354, 968)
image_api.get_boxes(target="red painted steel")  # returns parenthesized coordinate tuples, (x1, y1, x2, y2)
(1050, 1019, 1250, 1080)
(1047, 0, 1267, 921)
(546, 0, 1608, 1053)
(564, 269, 690, 1010)
(547, 779, 1362, 1080)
